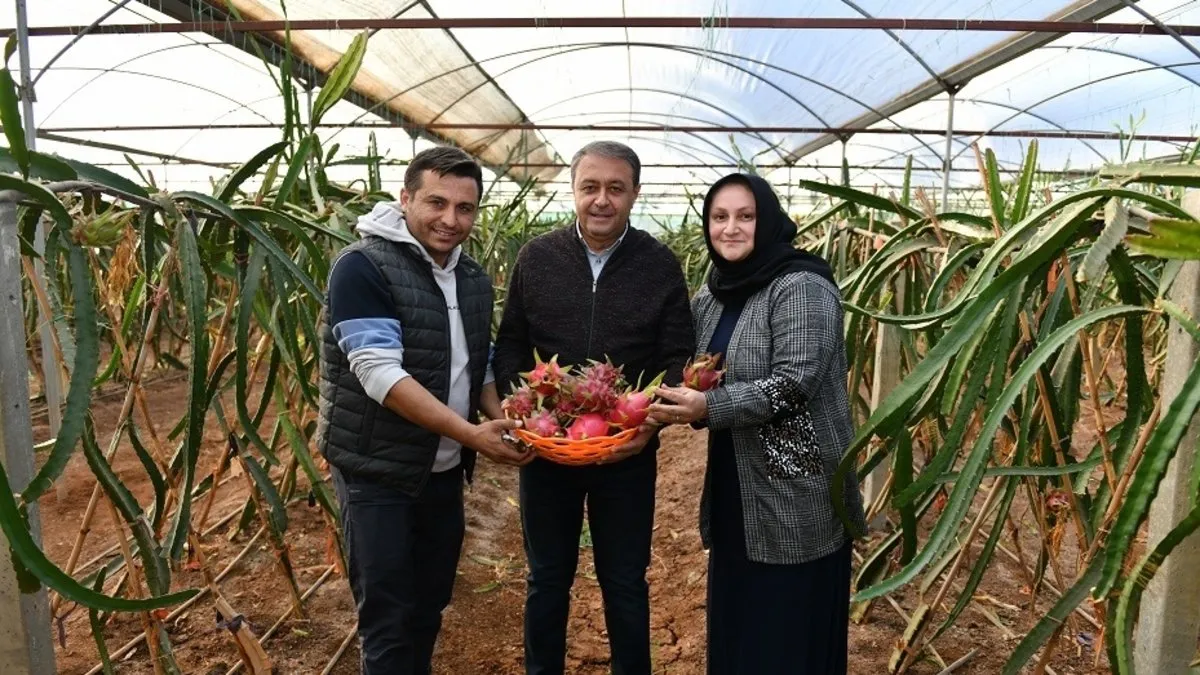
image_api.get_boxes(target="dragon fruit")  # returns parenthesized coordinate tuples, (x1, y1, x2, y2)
(607, 371, 665, 429)
(569, 369, 619, 413)
(582, 359, 624, 388)
(608, 391, 651, 429)
(526, 409, 563, 438)
(525, 353, 568, 397)
(501, 385, 538, 420)
(683, 353, 725, 392)
(567, 413, 611, 440)
(552, 393, 580, 418)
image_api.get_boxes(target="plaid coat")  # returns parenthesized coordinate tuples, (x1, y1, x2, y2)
(695, 271, 867, 564)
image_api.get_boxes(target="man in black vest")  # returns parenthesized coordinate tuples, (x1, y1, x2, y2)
(494, 141, 696, 675)
(317, 146, 532, 675)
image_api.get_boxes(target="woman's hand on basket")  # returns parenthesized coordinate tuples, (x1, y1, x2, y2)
(599, 423, 657, 464)
(471, 418, 536, 466)
(648, 385, 706, 425)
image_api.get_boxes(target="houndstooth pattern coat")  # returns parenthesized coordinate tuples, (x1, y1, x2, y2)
(695, 271, 868, 564)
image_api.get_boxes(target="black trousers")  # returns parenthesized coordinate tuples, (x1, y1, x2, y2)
(706, 431, 852, 675)
(519, 450, 658, 675)
(332, 464, 465, 675)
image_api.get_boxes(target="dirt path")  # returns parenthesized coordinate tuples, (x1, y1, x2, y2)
(35, 375, 1112, 674)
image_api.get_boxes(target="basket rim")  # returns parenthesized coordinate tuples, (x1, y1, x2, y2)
(513, 426, 637, 444)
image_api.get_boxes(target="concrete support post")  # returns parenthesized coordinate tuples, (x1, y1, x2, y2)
(1133, 191, 1200, 674)
(863, 275, 905, 529)
(14, 0, 65, 455)
(0, 197, 57, 674)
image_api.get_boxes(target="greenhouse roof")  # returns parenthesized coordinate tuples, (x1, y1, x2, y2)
(7, 0, 1200, 215)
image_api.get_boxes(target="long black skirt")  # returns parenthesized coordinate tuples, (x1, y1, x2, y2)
(705, 432, 852, 675)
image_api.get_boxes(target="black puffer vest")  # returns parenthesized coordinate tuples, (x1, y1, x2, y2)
(316, 236, 493, 495)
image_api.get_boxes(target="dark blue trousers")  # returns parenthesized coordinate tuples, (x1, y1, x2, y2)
(519, 450, 657, 675)
(332, 464, 465, 675)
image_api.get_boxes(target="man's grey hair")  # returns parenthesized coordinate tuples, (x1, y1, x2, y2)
(569, 141, 641, 187)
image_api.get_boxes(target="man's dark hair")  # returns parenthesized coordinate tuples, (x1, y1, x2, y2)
(570, 140, 641, 187)
(404, 146, 484, 202)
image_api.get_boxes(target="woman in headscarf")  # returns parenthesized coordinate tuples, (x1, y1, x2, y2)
(649, 172, 867, 674)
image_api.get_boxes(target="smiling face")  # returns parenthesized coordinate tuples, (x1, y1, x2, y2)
(399, 169, 480, 266)
(707, 182, 757, 263)
(572, 153, 641, 250)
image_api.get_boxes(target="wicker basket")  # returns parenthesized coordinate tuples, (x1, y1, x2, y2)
(513, 427, 638, 466)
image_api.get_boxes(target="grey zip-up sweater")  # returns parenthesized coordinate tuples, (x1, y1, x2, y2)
(493, 225, 695, 417)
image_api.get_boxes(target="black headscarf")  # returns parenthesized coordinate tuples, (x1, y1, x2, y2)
(702, 172, 835, 304)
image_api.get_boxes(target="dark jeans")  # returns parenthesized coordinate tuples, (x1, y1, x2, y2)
(332, 464, 465, 675)
(519, 450, 657, 675)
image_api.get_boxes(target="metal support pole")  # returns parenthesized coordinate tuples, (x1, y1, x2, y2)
(0, 197, 56, 675)
(786, 164, 794, 212)
(15, 0, 35, 144)
(15, 0, 64, 449)
(941, 91, 955, 212)
(1133, 191, 1200, 674)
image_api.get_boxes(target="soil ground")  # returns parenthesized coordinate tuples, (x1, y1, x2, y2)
(31, 372, 1116, 674)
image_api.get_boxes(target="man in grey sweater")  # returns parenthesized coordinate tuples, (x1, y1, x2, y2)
(494, 141, 696, 675)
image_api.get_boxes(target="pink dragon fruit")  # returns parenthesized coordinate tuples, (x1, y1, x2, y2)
(525, 353, 568, 397)
(570, 374, 619, 413)
(607, 371, 665, 429)
(682, 353, 725, 392)
(501, 386, 538, 420)
(526, 409, 563, 438)
(552, 393, 581, 418)
(607, 391, 651, 429)
(567, 413, 611, 440)
(582, 359, 624, 388)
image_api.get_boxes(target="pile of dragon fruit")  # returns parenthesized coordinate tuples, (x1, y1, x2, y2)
(500, 353, 725, 440)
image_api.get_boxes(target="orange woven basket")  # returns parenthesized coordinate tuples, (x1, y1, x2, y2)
(513, 427, 638, 466)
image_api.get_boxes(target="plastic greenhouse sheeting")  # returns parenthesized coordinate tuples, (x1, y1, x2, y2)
(7, 0, 1200, 215)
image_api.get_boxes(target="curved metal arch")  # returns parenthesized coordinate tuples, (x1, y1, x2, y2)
(840, 108, 1071, 173)
(1116, 0, 1200, 63)
(661, 42, 945, 162)
(31, 0, 137, 88)
(530, 108, 789, 163)
(511, 131, 734, 190)
(959, 97, 1106, 161)
(323, 40, 944, 164)
(835, 140, 951, 186)
(525, 87, 746, 125)
(538, 108, 757, 128)
(535, 108, 801, 167)
(521, 115, 742, 166)
(482, 128, 735, 182)
(39, 66, 276, 129)
(939, 96, 1108, 163)
(837, 0, 945, 87)
(40, 42, 279, 127)
(849, 142, 948, 171)
(756, 141, 917, 189)
(1040, 44, 1200, 89)
(423, 42, 834, 145)
(950, 60, 1200, 164)
(846, 132, 1038, 187)
(475, 87, 788, 164)
(529, 128, 739, 171)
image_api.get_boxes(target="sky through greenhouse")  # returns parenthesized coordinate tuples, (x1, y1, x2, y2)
(5, 0, 1200, 219)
